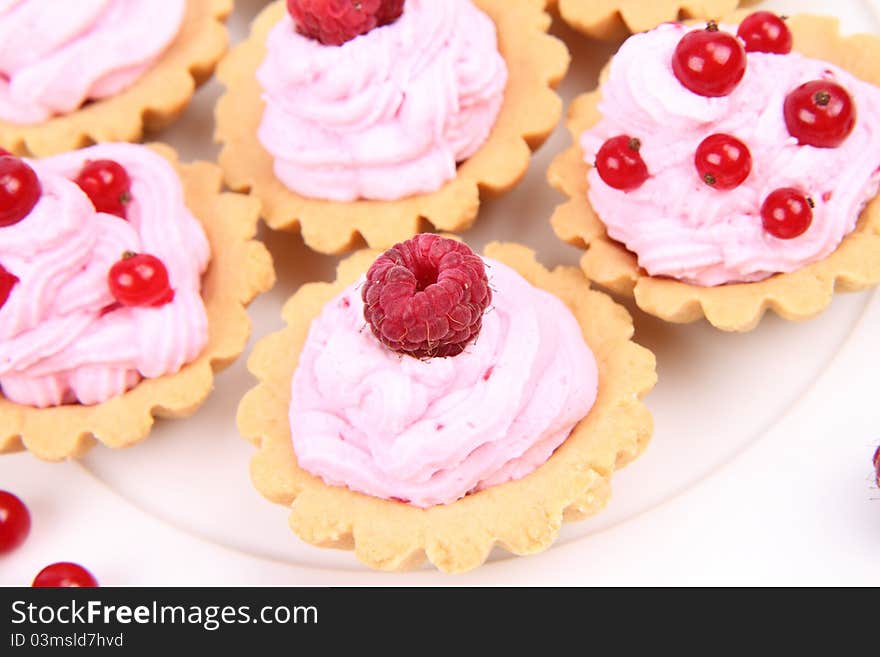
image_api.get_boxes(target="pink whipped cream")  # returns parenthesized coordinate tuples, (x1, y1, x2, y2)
(0, 143, 210, 408)
(256, 0, 508, 202)
(0, 0, 185, 124)
(289, 260, 598, 508)
(581, 23, 880, 286)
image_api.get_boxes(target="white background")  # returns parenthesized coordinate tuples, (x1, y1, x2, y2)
(1, 0, 879, 586)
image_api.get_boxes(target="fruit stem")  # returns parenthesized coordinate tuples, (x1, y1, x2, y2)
(122, 251, 136, 260)
(815, 91, 831, 106)
(628, 137, 642, 152)
(706, 20, 719, 32)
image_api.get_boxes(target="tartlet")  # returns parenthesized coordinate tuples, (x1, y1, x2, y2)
(238, 241, 655, 573)
(0, 0, 232, 157)
(215, 1, 569, 255)
(549, 13, 880, 331)
(553, 0, 742, 41)
(0, 143, 275, 461)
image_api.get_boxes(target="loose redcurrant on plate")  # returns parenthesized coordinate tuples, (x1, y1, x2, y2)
(0, 490, 31, 554)
(108, 252, 175, 308)
(784, 80, 856, 148)
(672, 21, 747, 97)
(595, 135, 649, 191)
(737, 11, 792, 54)
(0, 156, 41, 228)
(695, 134, 752, 189)
(0, 263, 18, 311)
(75, 159, 132, 219)
(761, 188, 813, 239)
(873, 445, 880, 488)
(33, 562, 98, 588)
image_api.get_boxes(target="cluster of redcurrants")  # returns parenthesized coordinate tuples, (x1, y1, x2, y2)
(595, 11, 856, 241)
(0, 150, 175, 312)
(0, 490, 98, 587)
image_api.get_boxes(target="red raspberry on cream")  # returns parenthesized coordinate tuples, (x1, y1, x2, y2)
(362, 234, 491, 359)
(286, 0, 398, 46)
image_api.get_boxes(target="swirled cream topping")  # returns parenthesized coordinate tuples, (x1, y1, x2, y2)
(0, 0, 185, 124)
(289, 260, 598, 508)
(0, 143, 210, 407)
(256, 0, 508, 202)
(581, 23, 880, 286)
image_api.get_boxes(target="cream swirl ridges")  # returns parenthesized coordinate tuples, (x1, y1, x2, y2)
(0, 0, 186, 125)
(0, 143, 210, 408)
(581, 23, 880, 287)
(256, 0, 508, 202)
(289, 260, 598, 508)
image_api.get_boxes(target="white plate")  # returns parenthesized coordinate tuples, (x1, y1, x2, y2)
(1, 0, 879, 586)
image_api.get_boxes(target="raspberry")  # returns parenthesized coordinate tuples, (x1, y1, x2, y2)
(286, 0, 400, 46)
(376, 0, 404, 25)
(362, 235, 491, 359)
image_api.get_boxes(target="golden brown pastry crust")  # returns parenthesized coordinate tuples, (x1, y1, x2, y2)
(0, 0, 232, 157)
(215, 0, 570, 255)
(238, 242, 656, 573)
(553, 0, 741, 41)
(549, 13, 880, 331)
(0, 143, 276, 460)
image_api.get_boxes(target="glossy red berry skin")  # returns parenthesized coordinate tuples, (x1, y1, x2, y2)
(595, 135, 650, 191)
(761, 188, 813, 239)
(75, 159, 131, 219)
(108, 253, 175, 308)
(0, 491, 31, 554)
(784, 80, 856, 148)
(737, 11, 792, 54)
(0, 156, 41, 228)
(672, 22, 747, 97)
(33, 562, 98, 588)
(0, 264, 18, 311)
(873, 445, 880, 487)
(694, 134, 752, 189)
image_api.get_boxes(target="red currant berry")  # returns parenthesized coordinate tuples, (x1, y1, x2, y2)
(761, 188, 813, 239)
(595, 135, 649, 191)
(694, 133, 752, 189)
(784, 80, 856, 148)
(737, 11, 792, 54)
(0, 148, 10, 156)
(873, 444, 880, 488)
(0, 263, 18, 311)
(672, 21, 747, 97)
(33, 562, 98, 588)
(0, 491, 31, 554)
(108, 252, 175, 308)
(74, 159, 131, 219)
(0, 156, 41, 228)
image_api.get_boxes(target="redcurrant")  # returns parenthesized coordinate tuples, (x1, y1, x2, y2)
(737, 11, 792, 54)
(0, 264, 18, 311)
(672, 21, 747, 97)
(33, 562, 98, 588)
(784, 80, 856, 148)
(695, 134, 752, 189)
(108, 253, 174, 307)
(75, 160, 131, 219)
(0, 490, 30, 554)
(761, 188, 813, 239)
(0, 156, 41, 227)
(595, 135, 649, 191)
